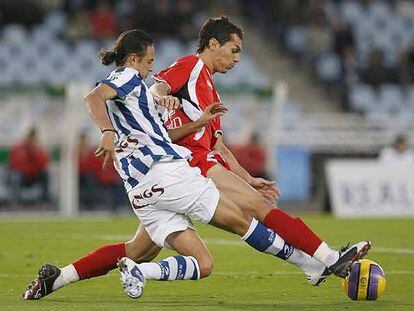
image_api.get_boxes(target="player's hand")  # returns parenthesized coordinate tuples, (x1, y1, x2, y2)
(258, 190, 277, 205)
(250, 177, 280, 200)
(157, 95, 181, 110)
(197, 102, 228, 127)
(95, 131, 118, 169)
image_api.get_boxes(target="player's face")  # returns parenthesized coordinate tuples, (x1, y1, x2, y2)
(213, 34, 242, 74)
(135, 45, 155, 78)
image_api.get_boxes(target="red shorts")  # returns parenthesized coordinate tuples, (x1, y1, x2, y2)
(189, 150, 231, 176)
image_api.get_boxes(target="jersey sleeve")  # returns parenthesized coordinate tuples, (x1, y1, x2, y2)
(212, 117, 223, 137)
(153, 56, 197, 94)
(97, 68, 141, 100)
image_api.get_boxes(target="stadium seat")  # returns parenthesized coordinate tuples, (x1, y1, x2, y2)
(340, 1, 364, 25)
(368, 1, 392, 22)
(405, 86, 414, 112)
(1, 24, 27, 46)
(42, 10, 67, 34)
(315, 53, 341, 83)
(349, 84, 377, 113)
(284, 26, 308, 54)
(379, 84, 404, 114)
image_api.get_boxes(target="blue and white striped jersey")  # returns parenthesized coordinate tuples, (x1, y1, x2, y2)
(98, 67, 192, 192)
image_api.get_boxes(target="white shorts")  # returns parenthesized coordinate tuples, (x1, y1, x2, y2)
(128, 159, 220, 248)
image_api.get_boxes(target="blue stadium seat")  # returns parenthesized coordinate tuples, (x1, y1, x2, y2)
(1, 24, 27, 46)
(315, 53, 341, 83)
(379, 84, 404, 114)
(405, 86, 414, 113)
(284, 26, 307, 54)
(349, 84, 377, 113)
(340, 1, 364, 24)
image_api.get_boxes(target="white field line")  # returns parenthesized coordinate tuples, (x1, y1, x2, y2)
(100, 235, 414, 255)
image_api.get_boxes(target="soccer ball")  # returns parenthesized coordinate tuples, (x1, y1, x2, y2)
(341, 259, 386, 300)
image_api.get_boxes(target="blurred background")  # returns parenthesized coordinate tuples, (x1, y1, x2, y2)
(0, 0, 413, 218)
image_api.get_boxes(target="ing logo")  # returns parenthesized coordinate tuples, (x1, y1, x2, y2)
(131, 184, 165, 209)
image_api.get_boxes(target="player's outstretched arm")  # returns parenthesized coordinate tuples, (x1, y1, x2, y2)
(84, 84, 118, 169)
(168, 103, 228, 142)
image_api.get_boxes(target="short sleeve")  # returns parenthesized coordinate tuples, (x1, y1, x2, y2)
(212, 117, 223, 137)
(153, 55, 198, 94)
(97, 68, 141, 100)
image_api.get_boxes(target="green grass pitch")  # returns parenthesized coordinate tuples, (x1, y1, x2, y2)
(0, 214, 413, 310)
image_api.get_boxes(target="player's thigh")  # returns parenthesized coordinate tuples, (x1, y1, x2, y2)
(209, 191, 252, 237)
(166, 228, 213, 278)
(125, 224, 162, 263)
(207, 164, 273, 221)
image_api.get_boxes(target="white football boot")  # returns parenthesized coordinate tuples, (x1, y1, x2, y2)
(303, 258, 331, 286)
(117, 257, 146, 299)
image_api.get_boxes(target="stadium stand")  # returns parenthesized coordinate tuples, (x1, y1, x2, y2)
(241, 0, 414, 114)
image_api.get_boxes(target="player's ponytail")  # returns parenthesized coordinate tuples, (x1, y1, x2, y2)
(98, 29, 154, 67)
(99, 49, 116, 66)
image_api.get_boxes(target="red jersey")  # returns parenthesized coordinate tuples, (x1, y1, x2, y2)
(154, 55, 223, 156)
(9, 142, 49, 178)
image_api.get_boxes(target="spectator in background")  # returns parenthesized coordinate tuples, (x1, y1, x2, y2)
(360, 50, 392, 87)
(8, 127, 50, 203)
(379, 134, 414, 164)
(96, 156, 127, 214)
(89, 0, 117, 40)
(64, 10, 91, 41)
(77, 132, 100, 209)
(78, 132, 127, 212)
(396, 44, 414, 84)
(332, 18, 355, 58)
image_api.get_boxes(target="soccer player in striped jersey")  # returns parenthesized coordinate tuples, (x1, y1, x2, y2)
(22, 28, 369, 301)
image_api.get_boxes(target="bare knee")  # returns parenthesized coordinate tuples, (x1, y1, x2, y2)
(198, 255, 214, 278)
(127, 244, 160, 263)
(125, 238, 161, 263)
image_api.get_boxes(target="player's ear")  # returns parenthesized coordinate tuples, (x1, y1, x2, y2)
(127, 53, 139, 64)
(208, 38, 220, 51)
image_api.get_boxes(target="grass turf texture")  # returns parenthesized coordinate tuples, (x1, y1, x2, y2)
(0, 214, 413, 311)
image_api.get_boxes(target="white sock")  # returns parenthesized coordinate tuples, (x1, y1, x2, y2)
(52, 264, 80, 291)
(286, 249, 314, 271)
(312, 242, 339, 267)
(138, 255, 200, 281)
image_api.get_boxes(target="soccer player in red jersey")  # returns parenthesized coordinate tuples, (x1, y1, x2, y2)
(150, 16, 346, 260)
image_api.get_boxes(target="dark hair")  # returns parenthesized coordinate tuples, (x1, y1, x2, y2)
(99, 29, 154, 66)
(394, 134, 407, 146)
(197, 16, 244, 53)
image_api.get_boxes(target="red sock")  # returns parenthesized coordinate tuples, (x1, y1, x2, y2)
(72, 243, 126, 280)
(262, 209, 322, 256)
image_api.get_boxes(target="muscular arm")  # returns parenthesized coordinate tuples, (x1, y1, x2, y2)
(150, 81, 200, 142)
(150, 81, 227, 143)
(84, 83, 118, 168)
(84, 84, 117, 130)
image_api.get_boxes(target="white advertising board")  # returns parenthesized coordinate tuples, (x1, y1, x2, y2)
(326, 160, 414, 218)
